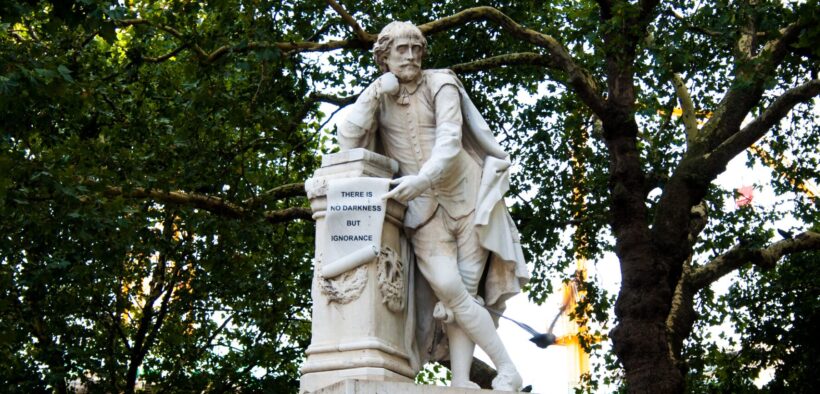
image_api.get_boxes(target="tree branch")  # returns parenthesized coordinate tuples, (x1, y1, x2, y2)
(126, 248, 170, 393)
(114, 18, 201, 53)
(666, 255, 695, 367)
(103, 186, 247, 218)
(265, 207, 313, 224)
(10, 31, 25, 42)
(709, 79, 820, 167)
(314, 92, 357, 107)
(640, 0, 661, 13)
(107, 311, 132, 352)
(141, 261, 181, 367)
(703, 18, 807, 145)
(114, 19, 373, 64)
(687, 203, 709, 246)
(117, 7, 605, 116)
(671, 73, 699, 147)
(243, 182, 305, 206)
(418, 6, 605, 116)
(143, 44, 189, 63)
(450, 52, 556, 74)
(235, 91, 351, 156)
(665, 202, 708, 352)
(19, 20, 38, 42)
(735, 13, 756, 60)
(316, 105, 346, 134)
(200, 40, 373, 64)
(10, 271, 70, 394)
(690, 231, 820, 290)
(667, 229, 820, 362)
(325, 0, 374, 42)
(98, 184, 312, 224)
(754, 19, 806, 63)
(667, 7, 722, 37)
(204, 314, 234, 352)
(595, 0, 613, 20)
(639, 0, 662, 22)
(649, 18, 807, 251)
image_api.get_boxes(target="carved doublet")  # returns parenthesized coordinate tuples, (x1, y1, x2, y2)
(378, 72, 482, 228)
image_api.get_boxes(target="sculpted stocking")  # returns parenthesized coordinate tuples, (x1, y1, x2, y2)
(448, 291, 522, 391)
(447, 323, 479, 389)
(418, 253, 522, 391)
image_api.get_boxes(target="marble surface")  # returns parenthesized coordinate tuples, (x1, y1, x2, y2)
(333, 21, 527, 391)
(312, 379, 536, 394)
(301, 150, 413, 393)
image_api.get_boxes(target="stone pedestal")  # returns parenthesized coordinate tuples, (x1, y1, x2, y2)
(301, 149, 413, 393)
(315, 379, 531, 394)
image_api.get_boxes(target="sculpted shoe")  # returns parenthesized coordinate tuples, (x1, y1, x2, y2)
(491, 365, 523, 392)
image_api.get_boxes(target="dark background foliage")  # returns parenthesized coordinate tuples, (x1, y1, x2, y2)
(1, 1, 818, 393)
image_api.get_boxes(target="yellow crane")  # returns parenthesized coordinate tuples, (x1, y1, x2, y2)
(748, 145, 818, 200)
(549, 119, 597, 389)
(553, 258, 592, 387)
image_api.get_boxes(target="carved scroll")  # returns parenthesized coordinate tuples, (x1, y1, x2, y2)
(317, 253, 368, 304)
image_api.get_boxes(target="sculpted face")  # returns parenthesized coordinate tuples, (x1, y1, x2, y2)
(385, 36, 424, 83)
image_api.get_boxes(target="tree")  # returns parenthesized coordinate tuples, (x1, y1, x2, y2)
(1, 1, 319, 392)
(684, 249, 820, 393)
(1, 1, 818, 393)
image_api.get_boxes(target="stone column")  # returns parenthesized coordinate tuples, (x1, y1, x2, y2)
(300, 149, 413, 393)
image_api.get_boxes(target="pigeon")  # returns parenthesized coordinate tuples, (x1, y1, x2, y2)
(483, 304, 560, 349)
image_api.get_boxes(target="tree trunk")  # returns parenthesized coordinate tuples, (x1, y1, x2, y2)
(609, 232, 686, 393)
(611, 268, 685, 393)
(602, 117, 686, 393)
(610, 231, 685, 393)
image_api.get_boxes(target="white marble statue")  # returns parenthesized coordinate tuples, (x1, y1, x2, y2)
(338, 21, 529, 391)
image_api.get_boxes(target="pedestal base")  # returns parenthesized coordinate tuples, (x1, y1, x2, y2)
(311, 379, 530, 393)
(301, 149, 413, 393)
(301, 371, 412, 393)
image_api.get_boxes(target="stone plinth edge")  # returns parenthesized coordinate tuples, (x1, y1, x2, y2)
(321, 148, 400, 175)
(310, 379, 533, 393)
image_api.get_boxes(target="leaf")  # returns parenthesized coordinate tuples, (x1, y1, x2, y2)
(57, 65, 74, 82)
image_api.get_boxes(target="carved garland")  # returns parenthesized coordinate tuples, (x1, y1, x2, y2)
(317, 246, 406, 310)
(377, 246, 405, 312)
(316, 252, 368, 304)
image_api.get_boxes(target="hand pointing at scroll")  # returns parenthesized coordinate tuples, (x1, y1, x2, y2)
(382, 175, 431, 204)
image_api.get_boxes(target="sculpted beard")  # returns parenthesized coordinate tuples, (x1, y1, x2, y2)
(394, 60, 421, 82)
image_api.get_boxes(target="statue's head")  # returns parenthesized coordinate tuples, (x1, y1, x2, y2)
(373, 21, 427, 82)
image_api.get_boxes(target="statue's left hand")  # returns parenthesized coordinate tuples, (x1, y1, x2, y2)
(382, 175, 431, 204)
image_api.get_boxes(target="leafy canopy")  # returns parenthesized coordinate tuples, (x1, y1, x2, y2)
(1, 0, 818, 393)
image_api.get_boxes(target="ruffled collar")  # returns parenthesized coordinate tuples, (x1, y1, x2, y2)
(396, 74, 424, 105)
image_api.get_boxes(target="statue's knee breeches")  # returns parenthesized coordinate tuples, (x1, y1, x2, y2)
(411, 208, 488, 303)
(419, 257, 467, 304)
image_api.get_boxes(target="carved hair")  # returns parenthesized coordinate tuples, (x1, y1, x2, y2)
(372, 21, 428, 72)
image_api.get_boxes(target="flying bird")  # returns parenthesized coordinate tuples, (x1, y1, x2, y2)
(483, 304, 565, 349)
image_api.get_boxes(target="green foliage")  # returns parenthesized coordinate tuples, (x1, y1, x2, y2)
(1, 1, 321, 392)
(685, 251, 820, 393)
(1, 0, 818, 392)
(414, 362, 452, 386)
